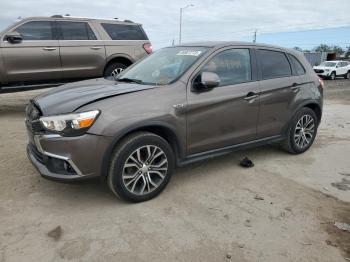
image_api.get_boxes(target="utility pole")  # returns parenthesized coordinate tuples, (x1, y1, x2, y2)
(179, 4, 194, 44)
(253, 29, 257, 43)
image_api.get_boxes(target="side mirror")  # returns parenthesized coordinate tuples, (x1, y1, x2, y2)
(5, 32, 22, 44)
(193, 71, 220, 92)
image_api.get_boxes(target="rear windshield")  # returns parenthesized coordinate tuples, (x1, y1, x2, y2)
(101, 23, 148, 40)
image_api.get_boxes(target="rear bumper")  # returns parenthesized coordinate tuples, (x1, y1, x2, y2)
(26, 132, 112, 181)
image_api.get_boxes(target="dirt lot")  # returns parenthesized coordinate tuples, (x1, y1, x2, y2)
(0, 80, 350, 262)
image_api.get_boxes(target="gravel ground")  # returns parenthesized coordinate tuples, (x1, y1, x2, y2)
(0, 80, 349, 262)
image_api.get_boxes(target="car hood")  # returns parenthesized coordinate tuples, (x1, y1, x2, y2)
(313, 66, 333, 70)
(32, 78, 158, 116)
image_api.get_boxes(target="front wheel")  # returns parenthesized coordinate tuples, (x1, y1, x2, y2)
(330, 71, 336, 80)
(281, 108, 318, 154)
(107, 132, 175, 202)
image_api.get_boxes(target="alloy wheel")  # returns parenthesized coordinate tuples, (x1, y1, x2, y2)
(122, 145, 168, 195)
(111, 68, 124, 78)
(294, 114, 315, 149)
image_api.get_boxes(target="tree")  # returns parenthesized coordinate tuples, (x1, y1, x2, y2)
(345, 46, 350, 59)
(332, 45, 344, 55)
(313, 44, 344, 55)
(293, 46, 303, 52)
(314, 44, 332, 53)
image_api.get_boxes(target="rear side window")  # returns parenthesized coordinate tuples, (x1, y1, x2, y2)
(288, 54, 306, 75)
(201, 48, 252, 86)
(258, 49, 292, 79)
(101, 23, 148, 40)
(58, 21, 97, 40)
(15, 21, 53, 40)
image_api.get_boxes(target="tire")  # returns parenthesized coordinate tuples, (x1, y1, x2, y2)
(107, 132, 175, 202)
(104, 62, 128, 78)
(344, 71, 350, 79)
(281, 108, 318, 154)
(330, 71, 336, 80)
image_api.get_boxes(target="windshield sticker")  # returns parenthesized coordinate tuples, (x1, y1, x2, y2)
(176, 50, 202, 56)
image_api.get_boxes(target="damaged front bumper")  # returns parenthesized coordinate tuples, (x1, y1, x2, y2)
(26, 131, 111, 181)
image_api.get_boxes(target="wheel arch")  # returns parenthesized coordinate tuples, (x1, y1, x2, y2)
(104, 55, 134, 74)
(282, 100, 322, 134)
(101, 122, 184, 178)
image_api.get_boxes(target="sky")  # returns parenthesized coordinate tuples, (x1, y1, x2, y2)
(0, 0, 349, 50)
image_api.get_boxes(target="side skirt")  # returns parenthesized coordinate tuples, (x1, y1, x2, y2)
(177, 135, 284, 167)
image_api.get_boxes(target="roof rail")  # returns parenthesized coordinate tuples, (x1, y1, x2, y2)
(123, 19, 134, 23)
(51, 15, 63, 18)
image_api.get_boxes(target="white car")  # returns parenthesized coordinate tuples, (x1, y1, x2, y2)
(313, 60, 350, 80)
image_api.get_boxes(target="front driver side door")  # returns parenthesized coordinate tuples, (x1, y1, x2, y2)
(186, 48, 260, 155)
(1, 20, 61, 83)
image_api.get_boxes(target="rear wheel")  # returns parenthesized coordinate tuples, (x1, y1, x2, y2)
(330, 71, 336, 80)
(281, 108, 318, 154)
(104, 62, 128, 78)
(344, 71, 350, 79)
(107, 132, 175, 202)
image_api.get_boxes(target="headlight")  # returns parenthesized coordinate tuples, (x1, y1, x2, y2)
(40, 110, 100, 136)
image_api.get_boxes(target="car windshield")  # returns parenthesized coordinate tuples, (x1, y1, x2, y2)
(320, 62, 337, 67)
(117, 47, 208, 85)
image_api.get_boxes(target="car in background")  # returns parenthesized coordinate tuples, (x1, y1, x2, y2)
(313, 60, 350, 80)
(0, 15, 152, 92)
(26, 42, 323, 202)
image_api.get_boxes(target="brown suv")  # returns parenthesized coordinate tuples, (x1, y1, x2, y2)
(0, 15, 151, 91)
(26, 42, 323, 202)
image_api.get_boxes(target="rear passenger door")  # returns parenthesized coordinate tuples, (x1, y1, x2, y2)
(339, 62, 348, 75)
(57, 21, 106, 79)
(256, 49, 300, 138)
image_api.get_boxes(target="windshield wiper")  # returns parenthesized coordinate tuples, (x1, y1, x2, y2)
(117, 78, 144, 84)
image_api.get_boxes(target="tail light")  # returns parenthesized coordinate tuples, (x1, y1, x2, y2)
(318, 77, 325, 89)
(143, 43, 152, 54)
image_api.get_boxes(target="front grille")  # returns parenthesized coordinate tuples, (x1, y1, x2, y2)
(314, 69, 324, 73)
(25, 102, 44, 133)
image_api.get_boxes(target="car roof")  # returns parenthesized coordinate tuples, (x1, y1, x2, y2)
(20, 16, 141, 25)
(324, 60, 344, 63)
(175, 41, 289, 51)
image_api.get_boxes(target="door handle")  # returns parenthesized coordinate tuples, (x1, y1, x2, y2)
(244, 92, 259, 101)
(291, 83, 300, 91)
(43, 47, 56, 51)
(91, 46, 102, 50)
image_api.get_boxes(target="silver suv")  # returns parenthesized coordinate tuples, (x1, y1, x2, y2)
(0, 15, 152, 91)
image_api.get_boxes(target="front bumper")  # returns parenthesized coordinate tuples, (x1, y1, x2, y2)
(314, 70, 331, 78)
(26, 131, 112, 181)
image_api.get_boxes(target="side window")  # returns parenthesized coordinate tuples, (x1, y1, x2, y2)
(288, 54, 306, 75)
(58, 21, 97, 40)
(14, 21, 53, 40)
(258, 49, 292, 79)
(199, 49, 252, 87)
(101, 23, 148, 40)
